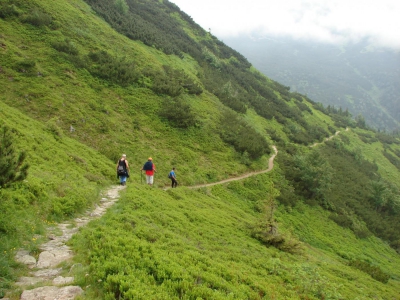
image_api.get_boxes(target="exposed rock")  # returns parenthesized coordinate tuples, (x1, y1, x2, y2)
(15, 250, 36, 269)
(20, 286, 83, 300)
(15, 276, 45, 287)
(31, 268, 63, 278)
(53, 276, 75, 286)
(36, 249, 73, 269)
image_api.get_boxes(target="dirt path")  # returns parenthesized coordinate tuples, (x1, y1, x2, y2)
(310, 127, 349, 147)
(189, 145, 278, 189)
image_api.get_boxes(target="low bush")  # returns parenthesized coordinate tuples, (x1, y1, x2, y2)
(0, 125, 29, 188)
(87, 50, 139, 86)
(52, 39, 79, 56)
(22, 9, 52, 27)
(250, 221, 303, 254)
(349, 259, 390, 283)
(219, 110, 270, 159)
(159, 97, 198, 128)
(0, 3, 20, 19)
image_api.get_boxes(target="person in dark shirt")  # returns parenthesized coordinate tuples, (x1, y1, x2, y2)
(116, 154, 130, 186)
(169, 167, 178, 188)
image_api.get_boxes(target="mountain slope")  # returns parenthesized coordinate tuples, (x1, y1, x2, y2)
(1, 0, 400, 298)
(224, 35, 400, 131)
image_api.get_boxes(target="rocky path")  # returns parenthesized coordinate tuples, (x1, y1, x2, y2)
(3, 185, 125, 300)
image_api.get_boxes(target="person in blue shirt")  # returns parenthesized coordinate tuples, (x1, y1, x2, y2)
(169, 167, 178, 188)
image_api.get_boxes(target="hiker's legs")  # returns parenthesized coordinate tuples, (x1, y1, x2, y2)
(146, 175, 154, 185)
(172, 178, 177, 188)
(120, 175, 127, 185)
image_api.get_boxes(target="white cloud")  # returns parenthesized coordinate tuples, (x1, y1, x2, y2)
(170, 0, 400, 49)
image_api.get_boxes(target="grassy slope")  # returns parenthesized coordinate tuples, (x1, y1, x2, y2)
(68, 175, 400, 299)
(0, 0, 267, 186)
(1, 0, 400, 299)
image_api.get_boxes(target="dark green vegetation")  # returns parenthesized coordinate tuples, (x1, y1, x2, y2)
(0, 0, 400, 298)
(225, 35, 400, 131)
(0, 125, 29, 187)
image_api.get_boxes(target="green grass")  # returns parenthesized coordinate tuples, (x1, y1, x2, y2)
(68, 175, 400, 299)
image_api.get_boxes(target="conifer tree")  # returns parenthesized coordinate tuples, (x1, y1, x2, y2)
(0, 125, 29, 188)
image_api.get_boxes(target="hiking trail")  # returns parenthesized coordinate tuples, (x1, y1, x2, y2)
(310, 127, 349, 148)
(7, 185, 125, 300)
(189, 145, 278, 189)
(5, 129, 346, 299)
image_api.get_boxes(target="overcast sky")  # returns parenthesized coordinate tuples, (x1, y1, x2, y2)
(169, 0, 400, 50)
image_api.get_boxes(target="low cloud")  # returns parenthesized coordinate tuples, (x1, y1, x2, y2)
(170, 0, 400, 50)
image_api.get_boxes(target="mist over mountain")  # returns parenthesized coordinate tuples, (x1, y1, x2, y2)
(224, 35, 400, 131)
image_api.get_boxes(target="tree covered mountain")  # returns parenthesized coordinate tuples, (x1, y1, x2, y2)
(224, 35, 400, 131)
(1, 0, 400, 298)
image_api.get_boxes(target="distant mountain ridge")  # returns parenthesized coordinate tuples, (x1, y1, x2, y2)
(224, 35, 400, 131)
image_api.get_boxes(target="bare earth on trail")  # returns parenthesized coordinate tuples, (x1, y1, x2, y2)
(310, 128, 349, 148)
(189, 145, 278, 189)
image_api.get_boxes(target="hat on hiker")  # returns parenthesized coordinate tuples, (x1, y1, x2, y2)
(122, 154, 126, 157)
(148, 157, 152, 161)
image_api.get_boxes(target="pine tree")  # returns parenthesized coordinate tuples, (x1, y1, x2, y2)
(0, 125, 29, 188)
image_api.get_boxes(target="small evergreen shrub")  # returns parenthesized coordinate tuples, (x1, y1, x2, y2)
(52, 39, 79, 56)
(0, 125, 29, 188)
(14, 59, 36, 74)
(87, 50, 139, 86)
(250, 221, 303, 254)
(22, 9, 52, 27)
(349, 259, 390, 283)
(159, 97, 197, 128)
(220, 110, 270, 159)
(0, 3, 20, 18)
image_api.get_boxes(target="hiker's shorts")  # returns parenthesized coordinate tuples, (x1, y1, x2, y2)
(146, 175, 154, 184)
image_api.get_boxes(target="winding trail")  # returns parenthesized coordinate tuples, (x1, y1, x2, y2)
(310, 127, 349, 147)
(189, 145, 278, 189)
(8, 128, 347, 299)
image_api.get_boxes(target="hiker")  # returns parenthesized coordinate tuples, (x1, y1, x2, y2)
(141, 157, 156, 186)
(116, 154, 130, 186)
(169, 167, 178, 188)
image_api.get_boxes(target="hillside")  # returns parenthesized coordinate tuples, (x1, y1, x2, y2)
(224, 35, 400, 131)
(1, 0, 400, 299)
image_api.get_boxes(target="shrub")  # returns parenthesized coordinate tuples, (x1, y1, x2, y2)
(349, 259, 390, 283)
(159, 97, 197, 128)
(250, 221, 303, 254)
(52, 39, 79, 56)
(0, 125, 29, 188)
(219, 110, 270, 159)
(14, 59, 36, 74)
(151, 65, 202, 97)
(87, 50, 139, 86)
(0, 3, 20, 18)
(22, 9, 52, 27)
(114, 0, 129, 14)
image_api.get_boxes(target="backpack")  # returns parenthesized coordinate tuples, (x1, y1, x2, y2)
(117, 160, 126, 175)
(143, 161, 153, 171)
(168, 172, 172, 178)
